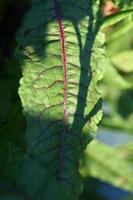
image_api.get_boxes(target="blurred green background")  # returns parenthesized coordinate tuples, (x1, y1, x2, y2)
(80, 1, 133, 199)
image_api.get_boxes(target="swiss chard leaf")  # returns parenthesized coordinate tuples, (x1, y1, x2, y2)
(15, 0, 107, 199)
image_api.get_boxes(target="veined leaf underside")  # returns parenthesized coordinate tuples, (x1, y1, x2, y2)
(16, 0, 106, 198)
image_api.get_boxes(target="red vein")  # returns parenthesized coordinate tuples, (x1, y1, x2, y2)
(55, 0, 68, 177)
(55, 0, 68, 125)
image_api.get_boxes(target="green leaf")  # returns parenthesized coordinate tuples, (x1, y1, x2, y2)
(80, 139, 133, 192)
(111, 50, 133, 73)
(16, 0, 106, 199)
(102, 62, 131, 89)
(114, 0, 133, 9)
(102, 113, 133, 133)
(17, 158, 69, 200)
(102, 9, 133, 29)
(116, 142, 133, 162)
(101, 87, 133, 134)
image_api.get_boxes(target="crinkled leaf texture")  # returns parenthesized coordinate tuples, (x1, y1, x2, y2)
(15, 0, 106, 199)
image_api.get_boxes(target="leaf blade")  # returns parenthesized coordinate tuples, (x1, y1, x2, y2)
(16, 0, 106, 199)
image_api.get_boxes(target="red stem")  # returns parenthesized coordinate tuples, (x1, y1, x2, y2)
(55, 0, 68, 177)
(55, 0, 68, 125)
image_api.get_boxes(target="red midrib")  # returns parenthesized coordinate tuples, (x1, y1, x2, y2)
(55, 0, 68, 124)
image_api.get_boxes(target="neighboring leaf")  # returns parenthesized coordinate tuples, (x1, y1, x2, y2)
(102, 9, 133, 29)
(105, 15, 133, 55)
(116, 142, 133, 162)
(102, 62, 131, 89)
(16, 0, 106, 199)
(111, 50, 133, 73)
(102, 113, 133, 134)
(80, 139, 133, 192)
(101, 87, 133, 134)
(114, 0, 133, 9)
(100, 16, 133, 134)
